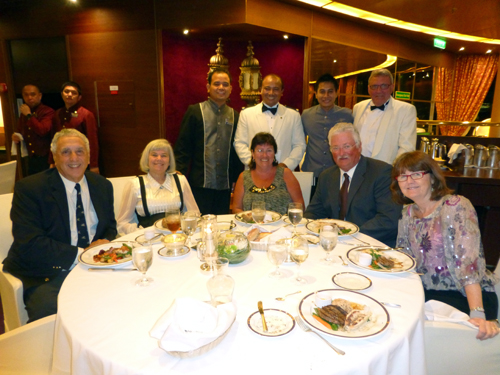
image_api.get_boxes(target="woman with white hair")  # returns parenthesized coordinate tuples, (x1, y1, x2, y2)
(117, 139, 199, 234)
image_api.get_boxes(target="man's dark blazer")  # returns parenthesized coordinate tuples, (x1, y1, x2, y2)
(3, 168, 117, 284)
(304, 155, 401, 247)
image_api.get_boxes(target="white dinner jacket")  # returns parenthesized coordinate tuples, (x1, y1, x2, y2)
(353, 97, 417, 164)
(234, 103, 306, 170)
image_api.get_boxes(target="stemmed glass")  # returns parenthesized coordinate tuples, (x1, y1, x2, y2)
(181, 211, 199, 247)
(319, 225, 338, 265)
(287, 202, 303, 235)
(267, 243, 287, 278)
(133, 246, 153, 286)
(289, 236, 309, 285)
(252, 201, 266, 224)
(165, 208, 181, 233)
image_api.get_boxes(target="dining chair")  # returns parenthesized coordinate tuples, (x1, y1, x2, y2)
(0, 160, 17, 195)
(0, 314, 56, 374)
(0, 193, 28, 331)
(292, 171, 313, 208)
(107, 175, 135, 219)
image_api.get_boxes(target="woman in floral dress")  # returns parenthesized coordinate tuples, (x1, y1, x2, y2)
(391, 151, 499, 340)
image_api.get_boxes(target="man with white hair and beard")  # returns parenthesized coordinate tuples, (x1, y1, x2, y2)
(304, 122, 401, 247)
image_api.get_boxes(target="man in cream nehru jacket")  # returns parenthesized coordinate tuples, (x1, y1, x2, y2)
(353, 69, 416, 164)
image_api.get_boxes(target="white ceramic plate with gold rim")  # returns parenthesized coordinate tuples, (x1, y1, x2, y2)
(247, 309, 295, 337)
(234, 210, 282, 225)
(346, 247, 416, 273)
(306, 219, 359, 237)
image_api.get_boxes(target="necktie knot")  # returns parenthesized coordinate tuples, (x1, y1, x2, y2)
(262, 105, 277, 115)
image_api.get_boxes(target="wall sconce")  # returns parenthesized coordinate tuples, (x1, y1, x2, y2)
(239, 41, 262, 107)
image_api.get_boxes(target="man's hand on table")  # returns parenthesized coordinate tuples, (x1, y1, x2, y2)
(469, 318, 500, 340)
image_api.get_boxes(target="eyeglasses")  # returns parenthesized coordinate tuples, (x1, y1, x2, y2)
(330, 144, 356, 152)
(395, 171, 430, 182)
(369, 84, 391, 90)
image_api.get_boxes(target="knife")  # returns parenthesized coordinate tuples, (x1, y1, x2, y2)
(257, 301, 268, 332)
(88, 268, 137, 272)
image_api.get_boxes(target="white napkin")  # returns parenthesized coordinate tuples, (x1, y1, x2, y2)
(447, 144, 466, 162)
(10, 133, 28, 157)
(150, 297, 236, 352)
(424, 300, 477, 329)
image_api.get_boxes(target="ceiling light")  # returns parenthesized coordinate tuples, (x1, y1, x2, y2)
(283, 35, 289, 39)
(333, 59, 337, 63)
(459, 47, 465, 51)
(486, 50, 492, 54)
(298, 0, 500, 46)
(334, 55, 397, 79)
(183, 29, 189, 35)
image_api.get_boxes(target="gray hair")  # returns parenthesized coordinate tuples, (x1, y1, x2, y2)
(369, 69, 394, 84)
(139, 139, 176, 173)
(50, 128, 90, 154)
(328, 122, 361, 148)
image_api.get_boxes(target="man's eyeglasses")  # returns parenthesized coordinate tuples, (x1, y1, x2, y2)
(395, 171, 430, 182)
(330, 144, 356, 152)
(369, 84, 391, 90)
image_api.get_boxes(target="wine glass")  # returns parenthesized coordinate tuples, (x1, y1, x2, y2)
(252, 201, 266, 224)
(267, 243, 287, 278)
(288, 236, 309, 285)
(133, 246, 153, 286)
(165, 208, 181, 233)
(287, 202, 303, 235)
(319, 224, 338, 265)
(181, 211, 199, 247)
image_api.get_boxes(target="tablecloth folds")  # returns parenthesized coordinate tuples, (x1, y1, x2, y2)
(424, 300, 477, 329)
(150, 297, 237, 352)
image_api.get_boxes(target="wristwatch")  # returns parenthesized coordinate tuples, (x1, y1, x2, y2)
(471, 307, 485, 312)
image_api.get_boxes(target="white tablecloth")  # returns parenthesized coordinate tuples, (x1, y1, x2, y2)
(51, 215, 426, 375)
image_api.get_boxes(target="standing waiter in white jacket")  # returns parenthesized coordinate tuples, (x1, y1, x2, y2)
(353, 69, 417, 164)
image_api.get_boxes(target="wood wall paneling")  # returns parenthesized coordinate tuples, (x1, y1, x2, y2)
(67, 30, 160, 177)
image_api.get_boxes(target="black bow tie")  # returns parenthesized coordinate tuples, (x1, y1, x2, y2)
(262, 105, 277, 115)
(370, 104, 386, 111)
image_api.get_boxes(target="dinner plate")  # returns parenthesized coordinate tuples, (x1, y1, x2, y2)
(158, 245, 190, 258)
(154, 219, 171, 234)
(306, 219, 359, 237)
(332, 272, 372, 290)
(247, 309, 295, 337)
(298, 289, 390, 339)
(234, 210, 282, 225)
(346, 247, 416, 273)
(135, 233, 163, 245)
(282, 216, 309, 225)
(79, 241, 139, 267)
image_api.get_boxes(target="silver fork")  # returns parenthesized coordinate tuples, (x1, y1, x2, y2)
(295, 316, 345, 355)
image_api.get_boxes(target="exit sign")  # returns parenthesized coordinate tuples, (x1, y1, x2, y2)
(395, 91, 411, 100)
(434, 38, 446, 49)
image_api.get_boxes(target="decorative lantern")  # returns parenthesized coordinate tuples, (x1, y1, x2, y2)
(207, 38, 229, 77)
(239, 41, 262, 107)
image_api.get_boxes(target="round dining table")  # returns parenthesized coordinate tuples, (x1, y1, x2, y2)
(51, 215, 426, 375)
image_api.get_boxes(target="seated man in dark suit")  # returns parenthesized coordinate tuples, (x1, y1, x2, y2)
(3, 129, 117, 322)
(304, 123, 401, 246)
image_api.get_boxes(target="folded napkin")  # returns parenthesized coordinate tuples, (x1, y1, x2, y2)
(10, 133, 28, 157)
(150, 297, 236, 352)
(424, 300, 477, 329)
(447, 143, 466, 162)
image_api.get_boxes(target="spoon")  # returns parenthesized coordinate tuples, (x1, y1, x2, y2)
(338, 255, 348, 266)
(275, 291, 301, 301)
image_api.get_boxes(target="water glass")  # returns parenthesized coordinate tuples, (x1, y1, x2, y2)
(267, 243, 287, 278)
(252, 201, 266, 224)
(319, 225, 338, 265)
(132, 246, 153, 286)
(207, 274, 235, 306)
(288, 236, 309, 285)
(181, 211, 199, 247)
(287, 202, 303, 235)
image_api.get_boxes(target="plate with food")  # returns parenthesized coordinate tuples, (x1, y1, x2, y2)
(346, 247, 416, 273)
(234, 211, 282, 225)
(306, 219, 359, 237)
(282, 216, 309, 226)
(298, 289, 390, 339)
(79, 241, 140, 267)
(332, 272, 372, 291)
(247, 309, 295, 337)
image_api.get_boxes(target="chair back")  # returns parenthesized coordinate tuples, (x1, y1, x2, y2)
(0, 193, 13, 260)
(0, 160, 17, 195)
(292, 171, 313, 208)
(107, 176, 134, 218)
(0, 314, 56, 374)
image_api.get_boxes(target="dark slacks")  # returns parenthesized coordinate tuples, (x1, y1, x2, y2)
(191, 187, 231, 216)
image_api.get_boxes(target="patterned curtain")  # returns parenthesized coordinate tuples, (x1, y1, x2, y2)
(436, 54, 499, 136)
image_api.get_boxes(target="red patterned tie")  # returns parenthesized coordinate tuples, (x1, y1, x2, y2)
(339, 173, 349, 220)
